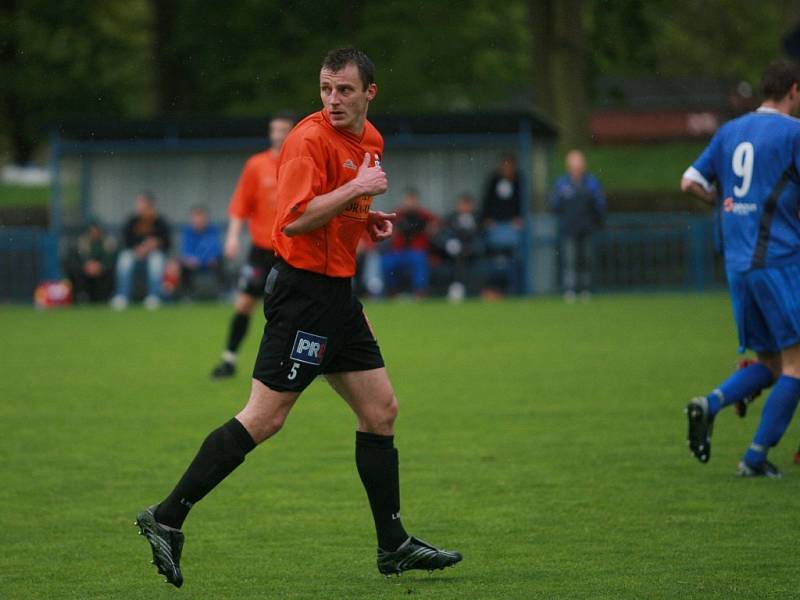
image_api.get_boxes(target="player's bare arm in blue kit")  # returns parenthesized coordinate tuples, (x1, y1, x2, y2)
(681, 59, 800, 477)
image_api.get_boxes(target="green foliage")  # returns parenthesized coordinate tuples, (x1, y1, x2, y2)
(357, 1, 530, 113)
(1, 1, 153, 161)
(146, 0, 531, 115)
(2, 297, 799, 598)
(588, 0, 795, 84)
(3, 1, 798, 163)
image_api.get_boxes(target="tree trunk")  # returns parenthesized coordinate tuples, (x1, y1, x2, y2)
(527, 0, 590, 150)
(151, 0, 186, 114)
(528, 0, 555, 117)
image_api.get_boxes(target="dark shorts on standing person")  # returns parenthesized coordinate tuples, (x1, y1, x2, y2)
(252, 259, 385, 392)
(238, 245, 280, 297)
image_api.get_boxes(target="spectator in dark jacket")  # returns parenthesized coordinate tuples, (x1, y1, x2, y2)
(64, 218, 117, 303)
(549, 149, 606, 301)
(111, 191, 171, 310)
(180, 206, 223, 298)
(382, 188, 438, 296)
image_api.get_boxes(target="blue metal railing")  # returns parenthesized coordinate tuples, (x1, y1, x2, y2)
(0, 228, 59, 302)
(590, 214, 722, 291)
(0, 214, 724, 303)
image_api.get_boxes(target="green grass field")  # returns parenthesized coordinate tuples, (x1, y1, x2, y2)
(0, 183, 78, 208)
(552, 142, 707, 192)
(2, 295, 798, 599)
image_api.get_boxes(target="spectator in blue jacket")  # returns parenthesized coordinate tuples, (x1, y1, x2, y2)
(549, 150, 606, 302)
(180, 206, 223, 298)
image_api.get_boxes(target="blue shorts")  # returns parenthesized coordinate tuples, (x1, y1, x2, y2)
(728, 263, 800, 353)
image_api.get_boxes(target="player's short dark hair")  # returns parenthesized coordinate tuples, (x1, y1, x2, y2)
(761, 59, 800, 101)
(321, 47, 374, 90)
(138, 190, 156, 204)
(270, 111, 295, 125)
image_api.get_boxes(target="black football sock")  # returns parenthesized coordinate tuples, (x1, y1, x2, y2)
(155, 418, 256, 529)
(355, 431, 409, 551)
(225, 313, 251, 356)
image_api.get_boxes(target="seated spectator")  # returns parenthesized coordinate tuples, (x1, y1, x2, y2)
(549, 149, 606, 302)
(434, 193, 483, 301)
(179, 206, 223, 299)
(382, 188, 438, 297)
(110, 191, 171, 310)
(63, 218, 117, 303)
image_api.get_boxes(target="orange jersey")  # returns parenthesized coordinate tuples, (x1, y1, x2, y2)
(272, 110, 383, 277)
(228, 149, 280, 250)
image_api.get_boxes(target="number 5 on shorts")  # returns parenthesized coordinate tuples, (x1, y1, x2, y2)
(288, 362, 300, 380)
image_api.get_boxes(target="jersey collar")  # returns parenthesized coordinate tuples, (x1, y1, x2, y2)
(321, 109, 367, 143)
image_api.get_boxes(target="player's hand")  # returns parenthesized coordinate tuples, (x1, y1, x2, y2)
(354, 152, 388, 196)
(367, 211, 396, 242)
(224, 235, 240, 259)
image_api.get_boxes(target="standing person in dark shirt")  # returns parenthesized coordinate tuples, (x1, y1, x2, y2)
(549, 150, 606, 302)
(111, 192, 172, 310)
(480, 154, 525, 296)
(381, 188, 438, 296)
(481, 154, 523, 249)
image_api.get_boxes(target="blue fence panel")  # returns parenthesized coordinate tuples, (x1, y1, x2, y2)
(0, 214, 726, 303)
(591, 214, 723, 292)
(0, 228, 59, 302)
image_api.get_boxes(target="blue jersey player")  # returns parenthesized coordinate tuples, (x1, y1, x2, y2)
(681, 59, 800, 478)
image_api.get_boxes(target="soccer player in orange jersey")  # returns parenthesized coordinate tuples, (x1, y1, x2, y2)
(210, 113, 294, 379)
(136, 48, 462, 587)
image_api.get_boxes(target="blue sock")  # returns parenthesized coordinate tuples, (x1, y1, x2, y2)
(706, 362, 773, 416)
(743, 375, 800, 467)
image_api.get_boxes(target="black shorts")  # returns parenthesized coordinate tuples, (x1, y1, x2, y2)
(238, 245, 279, 297)
(252, 260, 385, 392)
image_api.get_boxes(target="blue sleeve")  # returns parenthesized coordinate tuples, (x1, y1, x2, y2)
(548, 176, 565, 211)
(181, 226, 197, 260)
(208, 226, 222, 260)
(794, 129, 800, 179)
(587, 174, 606, 214)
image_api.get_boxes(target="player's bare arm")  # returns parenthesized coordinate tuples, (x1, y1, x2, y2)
(283, 152, 388, 236)
(224, 217, 244, 258)
(680, 177, 716, 205)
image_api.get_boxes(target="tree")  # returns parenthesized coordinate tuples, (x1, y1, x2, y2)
(528, 0, 590, 149)
(4, 0, 800, 165)
(0, 0, 152, 164)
